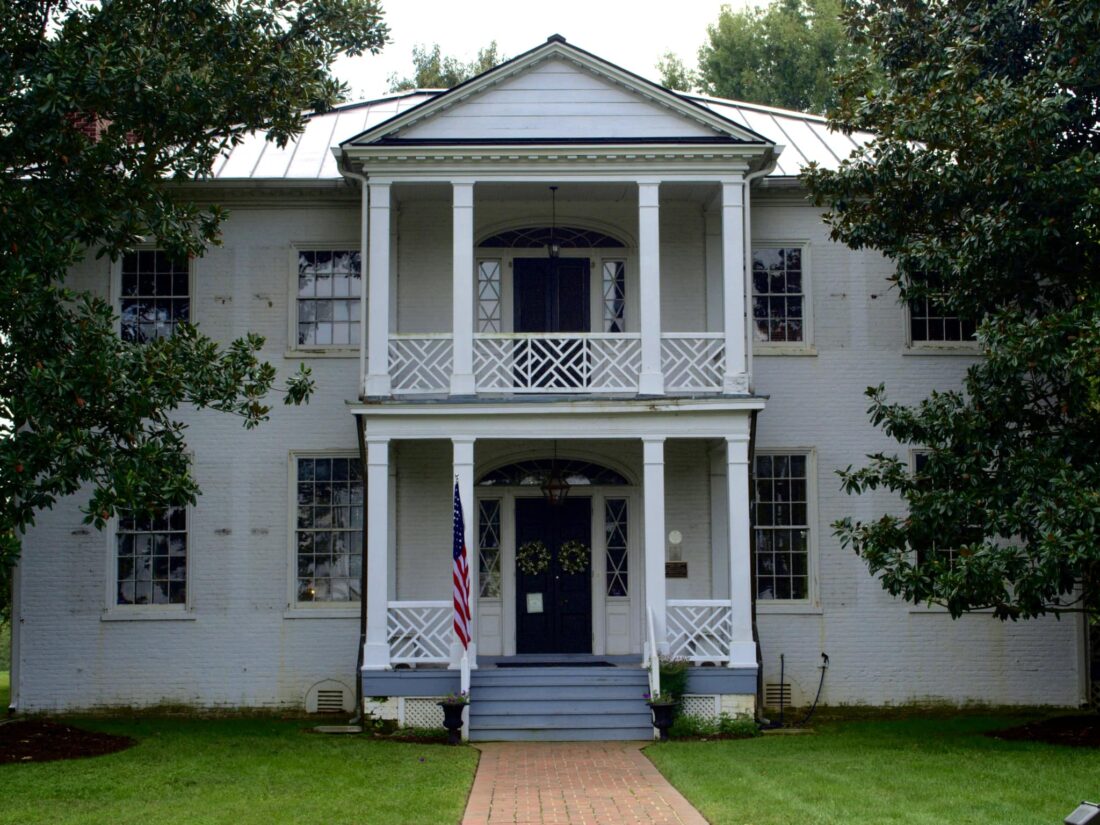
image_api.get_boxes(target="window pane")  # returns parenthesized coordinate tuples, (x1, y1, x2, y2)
(120, 251, 189, 342)
(296, 455, 364, 603)
(751, 247, 804, 343)
(605, 498, 629, 597)
(296, 250, 361, 347)
(753, 453, 810, 601)
(116, 507, 186, 606)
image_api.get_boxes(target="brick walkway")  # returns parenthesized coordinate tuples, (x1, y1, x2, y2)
(461, 741, 709, 825)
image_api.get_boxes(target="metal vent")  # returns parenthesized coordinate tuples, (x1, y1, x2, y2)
(305, 679, 353, 714)
(315, 689, 346, 713)
(765, 682, 792, 707)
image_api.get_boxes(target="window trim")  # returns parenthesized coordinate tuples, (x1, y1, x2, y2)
(286, 243, 362, 357)
(750, 240, 815, 355)
(110, 245, 196, 340)
(102, 504, 194, 620)
(903, 297, 982, 353)
(285, 449, 363, 616)
(752, 447, 821, 613)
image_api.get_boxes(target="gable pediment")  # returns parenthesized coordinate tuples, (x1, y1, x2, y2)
(344, 38, 771, 147)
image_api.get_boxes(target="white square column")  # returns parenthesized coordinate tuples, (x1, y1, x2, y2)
(451, 438, 478, 666)
(362, 437, 391, 669)
(726, 437, 757, 667)
(722, 180, 748, 394)
(637, 181, 664, 395)
(643, 437, 668, 655)
(451, 182, 476, 395)
(364, 183, 392, 397)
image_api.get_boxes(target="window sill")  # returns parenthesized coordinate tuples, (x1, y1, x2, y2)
(753, 345, 817, 357)
(283, 606, 361, 619)
(755, 601, 823, 615)
(101, 608, 196, 622)
(284, 349, 358, 360)
(903, 345, 980, 356)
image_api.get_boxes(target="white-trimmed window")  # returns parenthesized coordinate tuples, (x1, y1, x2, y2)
(908, 296, 977, 345)
(295, 455, 363, 602)
(752, 247, 806, 345)
(478, 499, 502, 597)
(601, 260, 626, 333)
(115, 507, 188, 605)
(753, 452, 810, 600)
(119, 250, 190, 342)
(295, 250, 361, 348)
(605, 498, 629, 597)
(477, 259, 503, 333)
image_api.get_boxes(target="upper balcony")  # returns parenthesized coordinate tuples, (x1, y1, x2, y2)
(360, 180, 752, 401)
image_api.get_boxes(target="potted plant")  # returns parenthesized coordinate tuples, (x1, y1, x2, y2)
(644, 691, 678, 741)
(438, 691, 469, 745)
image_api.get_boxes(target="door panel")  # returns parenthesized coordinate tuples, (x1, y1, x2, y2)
(513, 258, 591, 333)
(515, 497, 593, 654)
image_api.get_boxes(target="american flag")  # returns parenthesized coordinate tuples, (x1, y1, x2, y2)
(452, 480, 471, 649)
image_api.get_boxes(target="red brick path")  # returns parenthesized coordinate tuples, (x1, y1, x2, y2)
(462, 742, 709, 824)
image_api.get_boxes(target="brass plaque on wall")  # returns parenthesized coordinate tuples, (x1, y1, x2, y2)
(665, 561, 688, 579)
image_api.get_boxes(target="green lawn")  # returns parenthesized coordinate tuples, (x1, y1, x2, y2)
(0, 718, 478, 825)
(0, 670, 8, 709)
(647, 715, 1100, 825)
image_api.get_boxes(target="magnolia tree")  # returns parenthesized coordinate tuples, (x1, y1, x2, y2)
(805, 0, 1100, 620)
(0, 0, 388, 608)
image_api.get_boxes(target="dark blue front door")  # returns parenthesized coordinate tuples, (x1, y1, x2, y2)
(515, 497, 592, 654)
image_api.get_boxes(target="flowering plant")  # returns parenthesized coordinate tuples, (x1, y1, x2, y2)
(643, 691, 677, 705)
(439, 690, 469, 706)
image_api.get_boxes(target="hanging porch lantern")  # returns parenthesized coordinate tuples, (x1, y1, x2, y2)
(541, 444, 570, 505)
(547, 186, 561, 259)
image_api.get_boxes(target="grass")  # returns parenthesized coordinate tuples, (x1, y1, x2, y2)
(0, 670, 8, 709)
(0, 717, 478, 825)
(647, 714, 1100, 825)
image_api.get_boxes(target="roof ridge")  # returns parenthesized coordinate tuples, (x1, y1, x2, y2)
(682, 93, 830, 123)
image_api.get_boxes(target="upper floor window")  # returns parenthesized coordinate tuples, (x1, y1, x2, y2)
(120, 251, 189, 342)
(752, 247, 805, 345)
(116, 506, 188, 606)
(908, 293, 977, 345)
(602, 260, 626, 333)
(753, 452, 811, 601)
(296, 250, 361, 348)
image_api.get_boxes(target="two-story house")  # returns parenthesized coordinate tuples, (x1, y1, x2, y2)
(8, 35, 1087, 739)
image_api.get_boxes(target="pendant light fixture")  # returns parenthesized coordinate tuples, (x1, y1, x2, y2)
(540, 441, 570, 505)
(547, 185, 561, 259)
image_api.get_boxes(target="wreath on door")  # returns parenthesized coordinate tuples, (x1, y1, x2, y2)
(558, 540, 591, 575)
(516, 540, 551, 575)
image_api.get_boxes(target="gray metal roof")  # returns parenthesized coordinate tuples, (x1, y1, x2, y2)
(210, 90, 872, 181)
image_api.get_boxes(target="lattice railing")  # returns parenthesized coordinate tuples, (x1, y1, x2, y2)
(389, 335, 453, 394)
(666, 600, 733, 664)
(387, 601, 452, 664)
(474, 334, 641, 393)
(662, 334, 725, 392)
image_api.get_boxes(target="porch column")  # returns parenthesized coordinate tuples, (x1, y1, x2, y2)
(638, 181, 664, 395)
(363, 437, 391, 669)
(722, 179, 748, 394)
(451, 181, 476, 395)
(365, 182, 392, 397)
(726, 437, 756, 667)
(452, 438, 478, 666)
(643, 437, 668, 655)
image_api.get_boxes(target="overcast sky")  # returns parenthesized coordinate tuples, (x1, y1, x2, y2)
(335, 0, 759, 101)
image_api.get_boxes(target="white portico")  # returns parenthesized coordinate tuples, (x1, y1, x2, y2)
(338, 36, 774, 731)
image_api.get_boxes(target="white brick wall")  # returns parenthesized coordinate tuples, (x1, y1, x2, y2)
(14, 190, 1083, 711)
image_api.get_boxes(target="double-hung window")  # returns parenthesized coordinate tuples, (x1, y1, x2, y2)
(295, 455, 363, 603)
(752, 246, 807, 347)
(295, 250, 361, 349)
(907, 273, 977, 345)
(119, 250, 190, 342)
(115, 506, 188, 606)
(753, 452, 811, 601)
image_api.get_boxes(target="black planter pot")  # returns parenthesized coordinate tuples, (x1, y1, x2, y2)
(648, 701, 677, 741)
(438, 702, 466, 745)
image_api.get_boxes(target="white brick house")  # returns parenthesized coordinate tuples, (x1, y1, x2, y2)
(9, 36, 1087, 731)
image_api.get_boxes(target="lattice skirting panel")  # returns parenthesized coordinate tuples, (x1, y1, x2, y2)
(680, 694, 721, 720)
(399, 697, 445, 729)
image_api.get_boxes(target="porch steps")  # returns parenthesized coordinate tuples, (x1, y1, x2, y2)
(468, 665, 653, 742)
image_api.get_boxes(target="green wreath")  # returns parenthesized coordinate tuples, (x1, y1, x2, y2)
(517, 540, 551, 575)
(558, 540, 590, 575)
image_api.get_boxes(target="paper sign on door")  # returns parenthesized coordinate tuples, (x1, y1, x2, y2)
(526, 593, 544, 614)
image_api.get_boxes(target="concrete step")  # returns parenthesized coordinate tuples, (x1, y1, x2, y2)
(473, 682, 642, 699)
(469, 726, 654, 742)
(472, 711, 651, 729)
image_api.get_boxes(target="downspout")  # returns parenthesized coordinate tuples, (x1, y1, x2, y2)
(7, 558, 20, 716)
(742, 149, 780, 721)
(336, 146, 370, 724)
